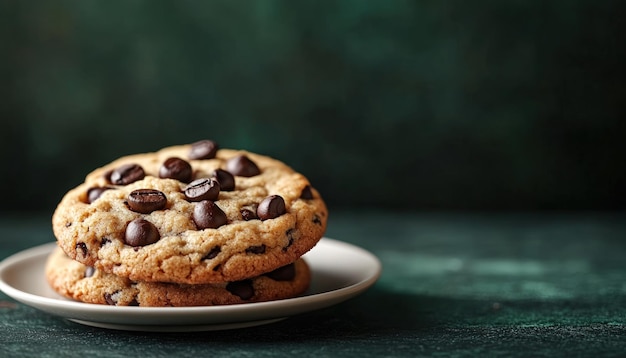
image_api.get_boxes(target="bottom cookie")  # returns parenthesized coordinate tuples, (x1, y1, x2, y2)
(45, 246, 310, 307)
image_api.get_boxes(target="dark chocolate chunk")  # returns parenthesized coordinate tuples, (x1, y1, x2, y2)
(102, 169, 113, 182)
(257, 195, 286, 220)
(203, 246, 221, 260)
(109, 164, 145, 185)
(283, 228, 296, 251)
(76, 242, 88, 259)
(188, 140, 219, 160)
(127, 189, 167, 213)
(300, 185, 314, 200)
(313, 214, 322, 225)
(246, 244, 266, 254)
(193, 200, 228, 229)
(84, 266, 95, 278)
(104, 292, 118, 305)
(226, 280, 254, 300)
(87, 187, 112, 203)
(128, 298, 140, 306)
(100, 237, 111, 247)
(212, 169, 235, 191)
(265, 263, 296, 281)
(240, 208, 258, 221)
(159, 157, 192, 183)
(184, 178, 220, 202)
(124, 218, 160, 247)
(226, 155, 260, 177)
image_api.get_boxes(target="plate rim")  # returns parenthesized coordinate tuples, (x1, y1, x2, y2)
(0, 237, 381, 330)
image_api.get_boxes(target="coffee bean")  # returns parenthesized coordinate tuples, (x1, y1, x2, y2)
(127, 189, 167, 213)
(226, 155, 260, 177)
(87, 187, 112, 203)
(203, 246, 221, 260)
(159, 157, 192, 182)
(188, 140, 219, 160)
(246, 244, 266, 254)
(226, 280, 254, 300)
(84, 266, 95, 278)
(124, 218, 160, 247)
(212, 169, 235, 191)
(300, 185, 314, 200)
(265, 263, 296, 281)
(257, 195, 286, 220)
(193, 200, 228, 229)
(110, 164, 145, 185)
(184, 178, 220, 202)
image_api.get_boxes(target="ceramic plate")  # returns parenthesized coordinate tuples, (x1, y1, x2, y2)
(0, 238, 381, 332)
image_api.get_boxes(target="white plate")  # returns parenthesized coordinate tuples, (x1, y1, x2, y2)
(0, 238, 381, 332)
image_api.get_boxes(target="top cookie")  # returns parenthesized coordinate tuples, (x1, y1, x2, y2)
(52, 140, 327, 284)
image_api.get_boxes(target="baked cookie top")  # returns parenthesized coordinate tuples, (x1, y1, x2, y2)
(45, 246, 311, 307)
(52, 141, 327, 284)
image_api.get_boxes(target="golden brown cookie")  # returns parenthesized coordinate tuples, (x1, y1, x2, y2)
(52, 141, 327, 284)
(45, 246, 311, 307)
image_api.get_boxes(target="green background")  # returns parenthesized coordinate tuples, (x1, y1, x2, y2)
(2, 0, 625, 213)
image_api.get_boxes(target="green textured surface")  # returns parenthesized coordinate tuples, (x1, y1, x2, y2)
(1, 212, 625, 357)
(2, 1, 626, 213)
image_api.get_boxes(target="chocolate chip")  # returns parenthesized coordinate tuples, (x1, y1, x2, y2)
(265, 263, 296, 281)
(226, 280, 254, 300)
(257, 195, 286, 220)
(159, 157, 192, 183)
(100, 237, 111, 247)
(109, 164, 145, 185)
(212, 169, 235, 191)
(300, 185, 314, 200)
(241, 208, 258, 221)
(226, 155, 260, 177)
(193, 200, 228, 229)
(124, 218, 160, 247)
(246, 244, 266, 254)
(65, 222, 72, 228)
(128, 298, 140, 306)
(84, 266, 95, 278)
(102, 169, 113, 182)
(127, 189, 167, 213)
(203, 245, 221, 260)
(184, 178, 220, 202)
(87, 187, 112, 203)
(104, 292, 118, 305)
(283, 228, 296, 251)
(188, 140, 219, 160)
(76, 242, 88, 259)
(313, 214, 322, 225)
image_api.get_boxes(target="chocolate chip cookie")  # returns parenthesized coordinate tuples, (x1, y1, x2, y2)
(52, 140, 327, 284)
(45, 246, 311, 306)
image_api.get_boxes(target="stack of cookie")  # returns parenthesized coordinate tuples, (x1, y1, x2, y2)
(46, 140, 327, 306)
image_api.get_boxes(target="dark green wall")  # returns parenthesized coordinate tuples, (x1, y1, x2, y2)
(2, 0, 625, 213)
